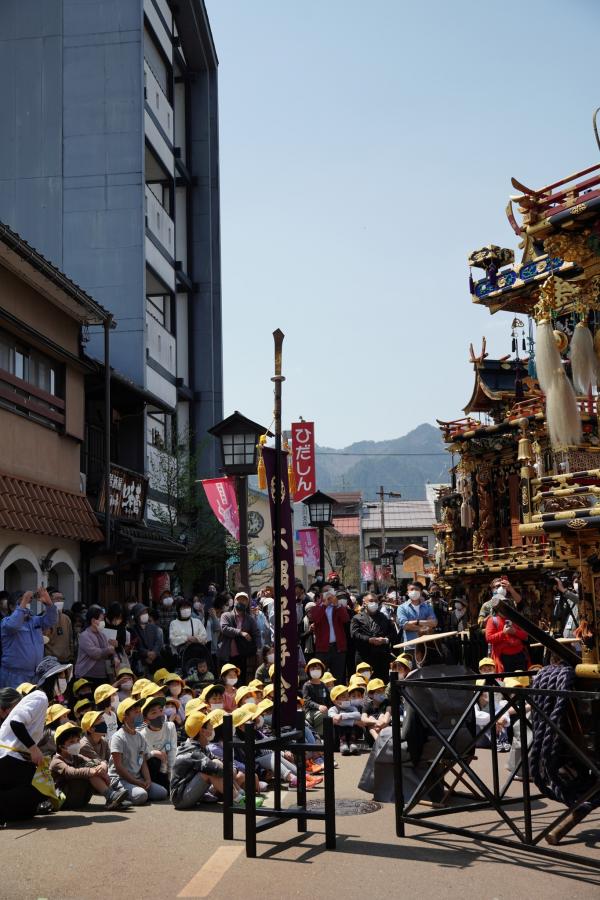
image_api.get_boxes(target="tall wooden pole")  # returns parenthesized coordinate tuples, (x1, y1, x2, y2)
(271, 328, 285, 808)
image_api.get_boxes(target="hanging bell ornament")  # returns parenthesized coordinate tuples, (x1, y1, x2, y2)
(517, 421, 534, 463)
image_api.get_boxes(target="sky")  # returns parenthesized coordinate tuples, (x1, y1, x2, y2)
(205, 0, 600, 448)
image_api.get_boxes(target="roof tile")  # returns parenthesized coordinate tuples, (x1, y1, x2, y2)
(0, 473, 104, 543)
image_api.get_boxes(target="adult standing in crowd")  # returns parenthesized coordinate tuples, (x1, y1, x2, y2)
(129, 603, 164, 676)
(169, 598, 208, 659)
(0, 588, 58, 687)
(218, 592, 259, 683)
(74, 605, 118, 690)
(309, 587, 350, 683)
(43, 591, 74, 665)
(156, 589, 177, 642)
(396, 583, 437, 643)
(350, 593, 396, 681)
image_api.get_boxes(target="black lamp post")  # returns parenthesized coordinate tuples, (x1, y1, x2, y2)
(302, 490, 335, 573)
(208, 411, 270, 590)
(366, 541, 381, 592)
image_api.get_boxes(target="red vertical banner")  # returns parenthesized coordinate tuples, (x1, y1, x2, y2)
(291, 421, 316, 501)
(201, 477, 240, 540)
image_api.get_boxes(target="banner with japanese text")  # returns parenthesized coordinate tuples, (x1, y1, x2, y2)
(201, 477, 240, 541)
(297, 528, 320, 570)
(291, 421, 316, 501)
(263, 446, 298, 726)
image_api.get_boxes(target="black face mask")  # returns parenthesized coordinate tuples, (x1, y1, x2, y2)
(93, 722, 108, 735)
(235, 603, 246, 613)
(149, 715, 165, 728)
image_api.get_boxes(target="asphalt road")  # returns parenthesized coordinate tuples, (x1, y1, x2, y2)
(2, 755, 599, 900)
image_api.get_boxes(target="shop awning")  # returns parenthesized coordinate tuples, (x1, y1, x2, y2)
(116, 523, 188, 559)
(0, 473, 104, 542)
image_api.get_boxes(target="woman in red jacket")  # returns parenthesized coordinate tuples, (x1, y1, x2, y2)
(485, 612, 529, 673)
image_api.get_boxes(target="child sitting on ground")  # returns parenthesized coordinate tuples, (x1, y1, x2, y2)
(361, 678, 391, 742)
(328, 685, 362, 756)
(50, 723, 128, 810)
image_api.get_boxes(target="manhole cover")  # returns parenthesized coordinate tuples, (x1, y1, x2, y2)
(306, 798, 383, 816)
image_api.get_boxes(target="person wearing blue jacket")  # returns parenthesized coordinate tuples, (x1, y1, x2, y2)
(0, 588, 58, 688)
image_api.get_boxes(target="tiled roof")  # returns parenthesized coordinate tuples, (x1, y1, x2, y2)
(0, 473, 104, 543)
(362, 500, 436, 530)
(332, 516, 360, 536)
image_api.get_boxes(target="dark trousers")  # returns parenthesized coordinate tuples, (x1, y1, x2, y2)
(147, 756, 170, 791)
(317, 643, 346, 683)
(0, 755, 39, 821)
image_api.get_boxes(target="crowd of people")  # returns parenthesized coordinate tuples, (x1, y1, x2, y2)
(0, 571, 575, 825)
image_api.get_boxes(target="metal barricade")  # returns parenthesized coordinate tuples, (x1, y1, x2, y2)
(390, 672, 600, 869)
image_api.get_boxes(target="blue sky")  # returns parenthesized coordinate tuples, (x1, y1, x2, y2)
(205, 0, 600, 447)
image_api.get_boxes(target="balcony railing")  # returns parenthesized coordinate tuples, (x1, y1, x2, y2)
(146, 311, 176, 377)
(145, 184, 174, 258)
(444, 543, 557, 573)
(144, 60, 173, 143)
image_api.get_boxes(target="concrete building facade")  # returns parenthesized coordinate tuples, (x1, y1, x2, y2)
(0, 0, 223, 503)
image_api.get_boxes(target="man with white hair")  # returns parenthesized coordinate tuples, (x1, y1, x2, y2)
(309, 587, 350, 682)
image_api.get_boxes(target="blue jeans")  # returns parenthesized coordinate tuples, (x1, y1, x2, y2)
(0, 666, 35, 689)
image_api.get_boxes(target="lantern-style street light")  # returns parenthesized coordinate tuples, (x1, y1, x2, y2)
(302, 490, 335, 573)
(366, 541, 381, 592)
(209, 411, 270, 590)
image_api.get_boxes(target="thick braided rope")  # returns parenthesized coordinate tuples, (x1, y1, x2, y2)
(521, 666, 600, 806)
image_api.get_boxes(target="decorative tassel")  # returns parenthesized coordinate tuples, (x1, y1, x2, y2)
(284, 440, 297, 497)
(527, 317, 537, 378)
(512, 336, 517, 353)
(257, 434, 267, 490)
(546, 367, 582, 449)
(570, 320, 597, 395)
(535, 319, 562, 394)
(469, 270, 475, 295)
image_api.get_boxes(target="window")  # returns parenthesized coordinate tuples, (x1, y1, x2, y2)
(146, 294, 171, 330)
(147, 410, 171, 451)
(0, 329, 62, 397)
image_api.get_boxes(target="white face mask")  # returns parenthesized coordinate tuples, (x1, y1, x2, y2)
(408, 590, 421, 602)
(494, 586, 507, 598)
(120, 679, 133, 692)
(243, 697, 255, 705)
(373, 693, 386, 703)
(339, 597, 348, 607)
(267, 653, 275, 664)
(340, 700, 352, 709)
(163, 597, 174, 607)
(225, 677, 238, 686)
(361, 670, 372, 680)
(96, 620, 106, 630)
(309, 668, 322, 680)
(211, 702, 224, 710)
(54, 601, 64, 614)
(139, 613, 149, 624)
(65, 742, 81, 756)
(180, 609, 192, 619)
(204, 728, 215, 742)
(164, 706, 176, 719)
(57, 677, 68, 695)
(367, 602, 379, 614)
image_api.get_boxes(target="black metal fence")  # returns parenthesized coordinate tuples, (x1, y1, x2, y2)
(221, 712, 337, 858)
(390, 672, 600, 869)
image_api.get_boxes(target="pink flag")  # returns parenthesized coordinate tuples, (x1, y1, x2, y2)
(201, 477, 240, 540)
(361, 561, 374, 582)
(298, 528, 320, 570)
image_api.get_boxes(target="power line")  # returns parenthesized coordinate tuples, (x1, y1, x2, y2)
(315, 451, 448, 457)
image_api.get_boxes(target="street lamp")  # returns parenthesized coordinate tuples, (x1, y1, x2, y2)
(208, 411, 270, 590)
(366, 541, 380, 592)
(302, 490, 335, 573)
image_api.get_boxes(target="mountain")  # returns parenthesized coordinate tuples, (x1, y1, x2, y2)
(315, 423, 450, 500)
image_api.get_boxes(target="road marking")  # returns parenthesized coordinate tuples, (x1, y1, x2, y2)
(177, 845, 243, 898)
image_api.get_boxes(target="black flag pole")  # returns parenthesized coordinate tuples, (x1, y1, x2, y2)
(271, 328, 285, 809)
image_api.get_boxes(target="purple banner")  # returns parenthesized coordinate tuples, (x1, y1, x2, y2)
(263, 446, 298, 726)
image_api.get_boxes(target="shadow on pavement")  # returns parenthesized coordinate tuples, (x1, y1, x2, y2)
(7, 812, 130, 835)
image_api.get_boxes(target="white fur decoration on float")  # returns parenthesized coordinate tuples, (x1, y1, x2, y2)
(535, 318, 582, 449)
(570, 320, 597, 395)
